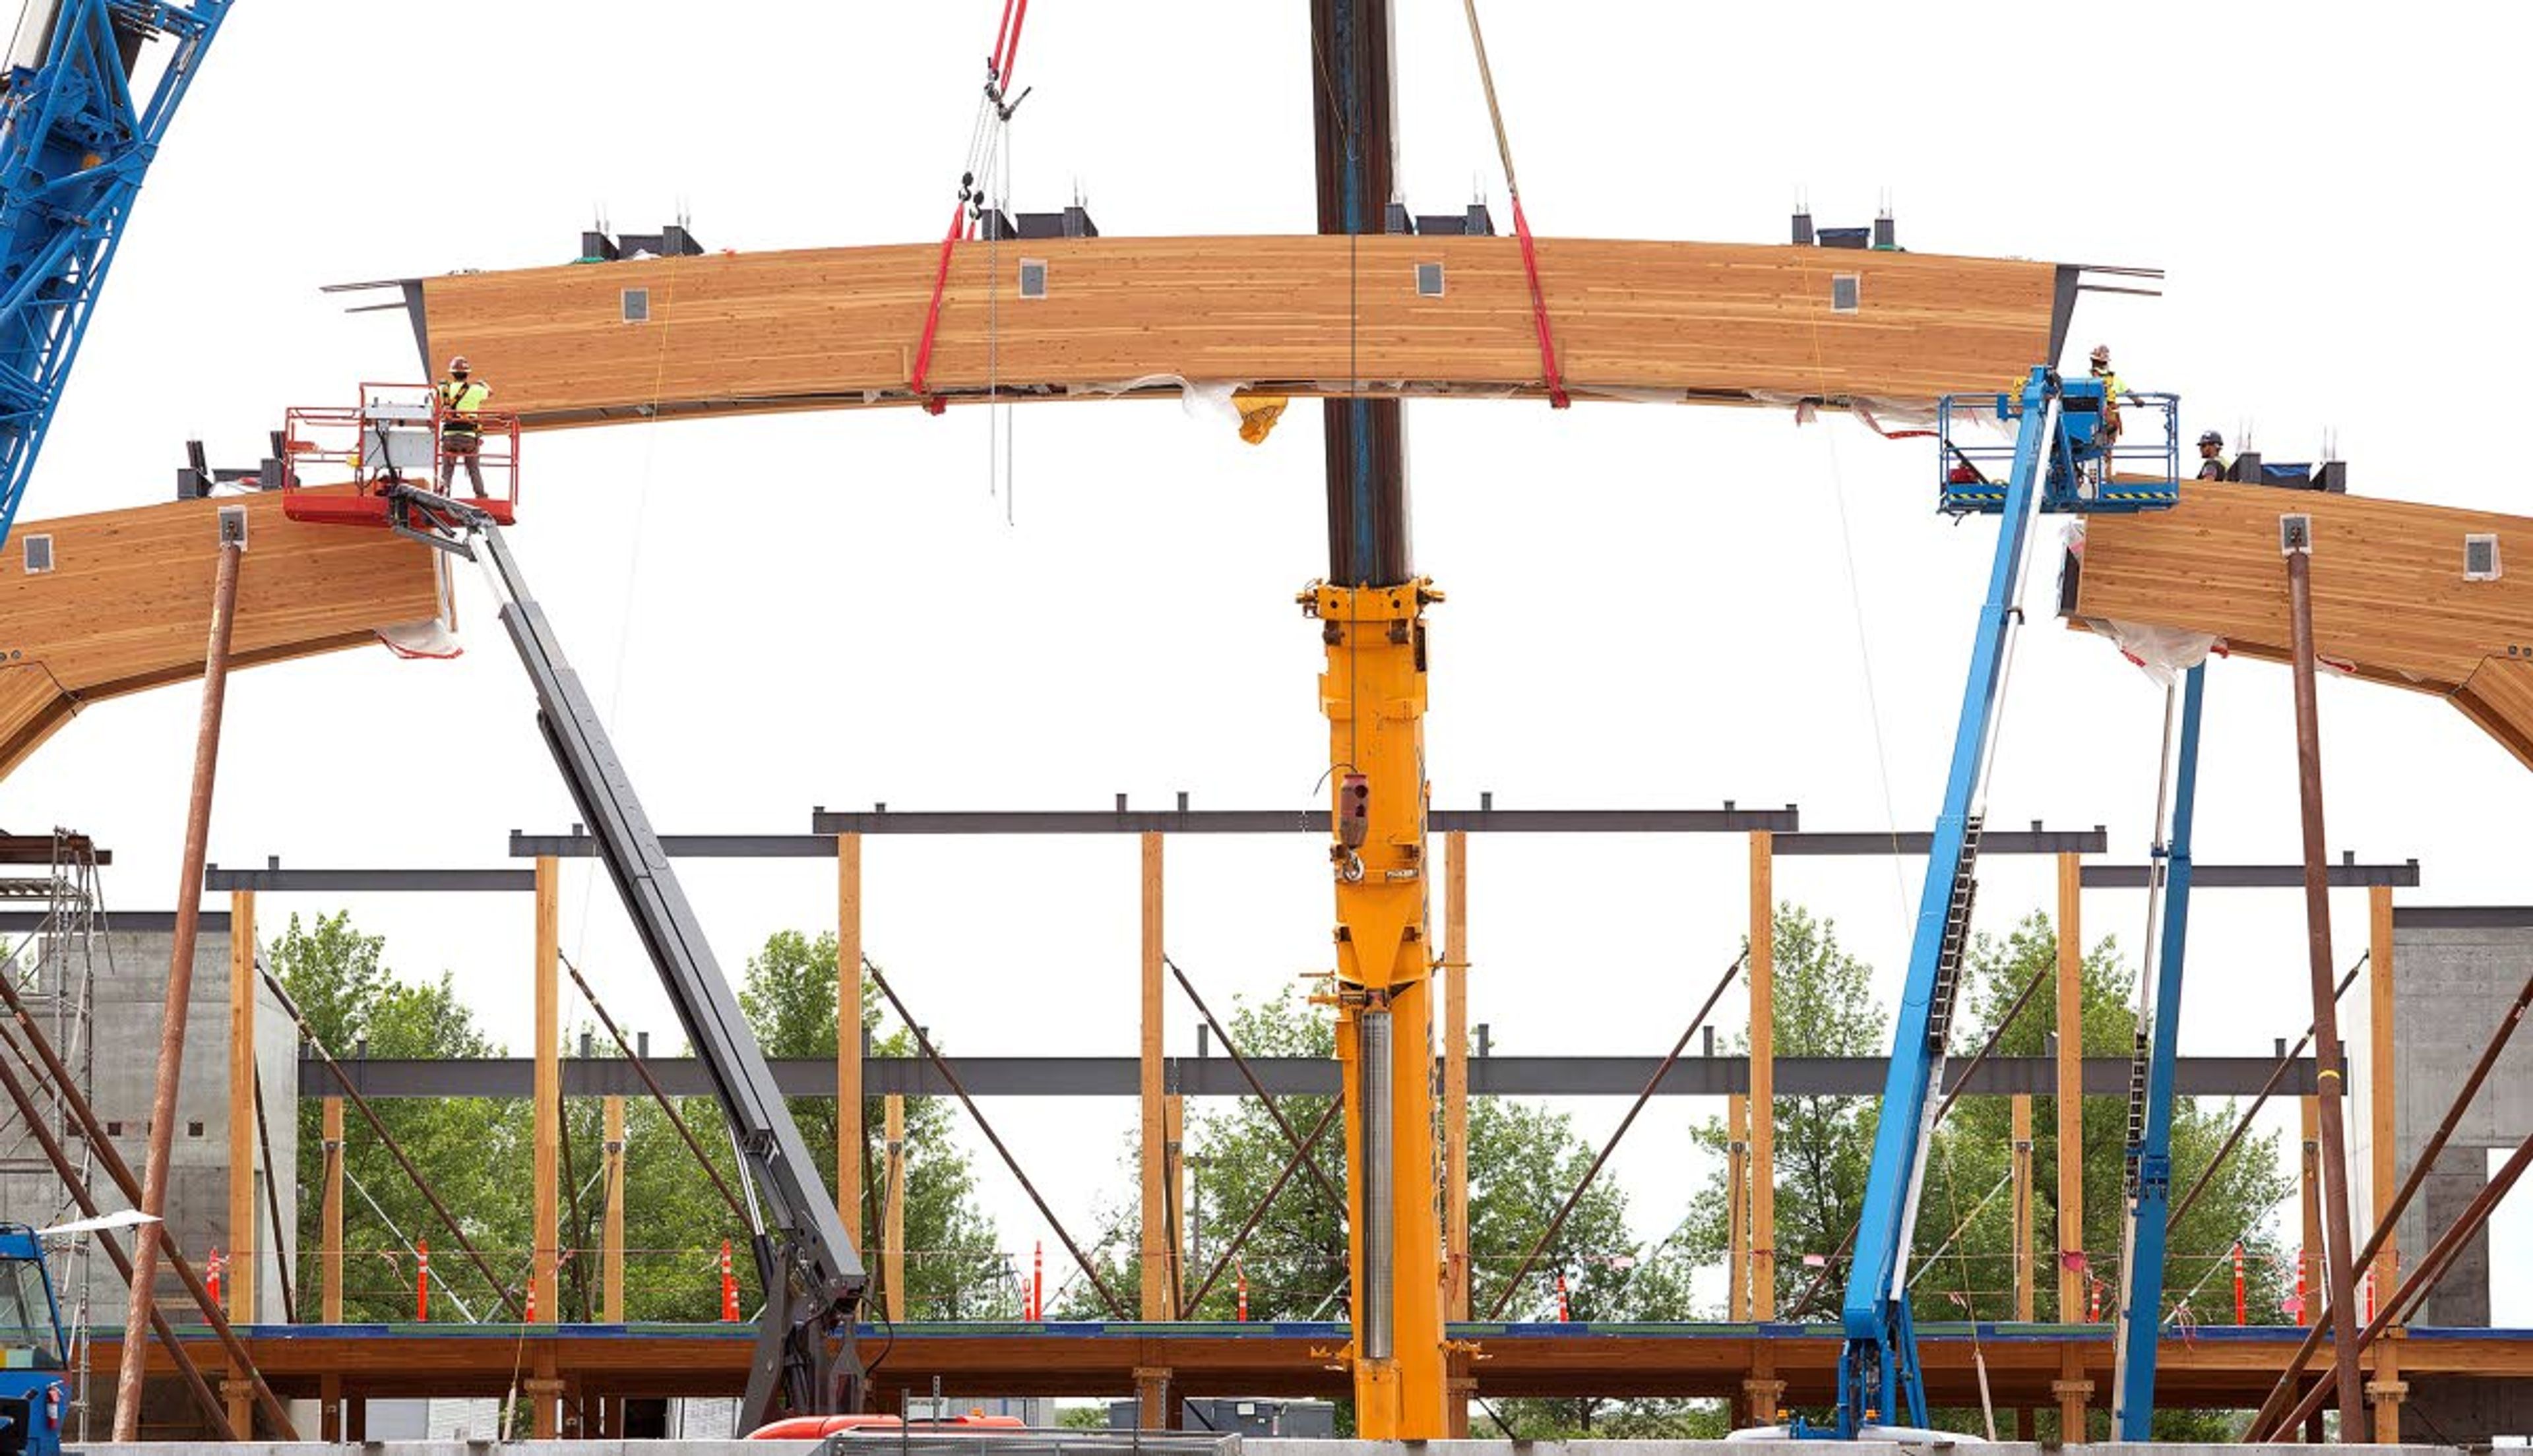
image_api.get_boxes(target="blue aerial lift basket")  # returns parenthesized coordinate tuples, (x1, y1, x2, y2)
(1937, 375, 2180, 516)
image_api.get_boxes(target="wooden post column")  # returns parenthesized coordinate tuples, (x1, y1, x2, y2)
(1443, 830, 1470, 1320)
(602, 1096, 626, 1324)
(1748, 830, 1776, 1318)
(883, 1094, 907, 1321)
(1443, 830, 1472, 1436)
(2369, 883, 2405, 1440)
(1140, 832, 1172, 1320)
(226, 889, 256, 1434)
(838, 832, 864, 1247)
(320, 1097, 344, 1325)
(2301, 1093, 2324, 1324)
(2055, 851, 2084, 1323)
(2369, 885, 2398, 1298)
(1165, 1093, 1187, 1311)
(1726, 1093, 1749, 1321)
(533, 855, 561, 1325)
(226, 890, 257, 1320)
(2012, 1093, 2035, 1323)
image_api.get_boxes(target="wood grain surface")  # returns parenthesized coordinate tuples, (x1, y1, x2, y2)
(2073, 481, 2533, 767)
(0, 489, 441, 777)
(422, 235, 2069, 425)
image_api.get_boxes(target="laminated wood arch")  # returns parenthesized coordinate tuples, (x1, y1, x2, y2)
(414, 235, 2079, 426)
(2069, 481, 2533, 770)
(0, 489, 439, 779)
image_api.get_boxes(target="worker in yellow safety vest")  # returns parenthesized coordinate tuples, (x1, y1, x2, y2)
(2088, 343, 2128, 471)
(436, 355, 493, 497)
(2195, 429, 2229, 481)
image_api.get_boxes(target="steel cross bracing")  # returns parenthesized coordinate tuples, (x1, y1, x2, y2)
(0, 0, 230, 547)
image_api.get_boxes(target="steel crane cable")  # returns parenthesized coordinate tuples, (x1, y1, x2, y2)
(912, 1, 1036, 413)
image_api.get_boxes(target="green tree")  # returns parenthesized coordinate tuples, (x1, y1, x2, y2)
(276, 912, 528, 1321)
(1681, 905, 2294, 1441)
(739, 932, 1010, 1321)
(1063, 985, 1709, 1436)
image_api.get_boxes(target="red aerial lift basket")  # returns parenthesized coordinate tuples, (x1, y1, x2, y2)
(280, 382, 520, 526)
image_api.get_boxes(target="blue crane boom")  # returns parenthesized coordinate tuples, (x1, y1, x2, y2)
(1819, 366, 2182, 1438)
(0, 0, 230, 548)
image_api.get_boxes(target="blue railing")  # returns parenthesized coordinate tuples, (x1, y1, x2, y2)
(1937, 384, 2181, 516)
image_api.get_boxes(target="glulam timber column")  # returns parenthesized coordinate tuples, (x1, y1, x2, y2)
(2368, 884, 2405, 1440)
(1443, 830, 1472, 1438)
(838, 833, 863, 1247)
(1747, 832, 1775, 1322)
(1140, 833, 1173, 1321)
(320, 1096, 344, 1439)
(1726, 1095, 1749, 1321)
(1307, 576, 1445, 1438)
(530, 856, 563, 1438)
(2012, 1094, 2035, 1322)
(2055, 852, 2085, 1327)
(883, 1095, 907, 1322)
(602, 1097, 627, 1323)
(225, 888, 257, 1434)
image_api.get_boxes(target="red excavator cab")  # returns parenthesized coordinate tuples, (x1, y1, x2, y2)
(280, 382, 519, 527)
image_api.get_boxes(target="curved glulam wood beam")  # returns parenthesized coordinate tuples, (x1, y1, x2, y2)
(0, 489, 441, 779)
(2069, 481, 2533, 768)
(420, 236, 2076, 427)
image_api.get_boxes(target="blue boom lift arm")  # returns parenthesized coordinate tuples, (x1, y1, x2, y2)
(2110, 661, 2205, 1439)
(1819, 367, 2182, 1438)
(0, 0, 231, 548)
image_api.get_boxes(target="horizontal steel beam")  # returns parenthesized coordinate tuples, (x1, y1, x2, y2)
(301, 1052, 2313, 1100)
(0, 911, 229, 932)
(0, 834, 109, 866)
(1775, 825, 2108, 856)
(2082, 859, 2420, 890)
(203, 864, 536, 893)
(184, 854, 2416, 894)
(2392, 905, 2533, 929)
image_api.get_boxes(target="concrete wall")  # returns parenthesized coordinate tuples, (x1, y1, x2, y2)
(2390, 915, 2533, 1329)
(0, 925, 299, 1327)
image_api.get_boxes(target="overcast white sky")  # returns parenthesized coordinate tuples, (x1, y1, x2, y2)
(2, 2, 2526, 1324)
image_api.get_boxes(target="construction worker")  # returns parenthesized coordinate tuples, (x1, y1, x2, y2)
(2088, 344, 2127, 465)
(2196, 429, 2228, 481)
(436, 356, 492, 497)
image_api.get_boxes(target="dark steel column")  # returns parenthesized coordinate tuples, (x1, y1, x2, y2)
(2283, 524, 2365, 1433)
(1311, 0, 1411, 587)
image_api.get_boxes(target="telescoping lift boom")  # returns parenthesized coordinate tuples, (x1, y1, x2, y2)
(1817, 366, 2189, 1438)
(279, 422, 864, 1428)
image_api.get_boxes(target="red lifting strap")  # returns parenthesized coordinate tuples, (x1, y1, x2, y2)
(909, 198, 964, 415)
(911, 0, 1034, 416)
(1509, 197, 1569, 410)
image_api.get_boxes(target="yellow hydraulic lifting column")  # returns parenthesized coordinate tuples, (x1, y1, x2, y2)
(1305, 577, 1447, 1436)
